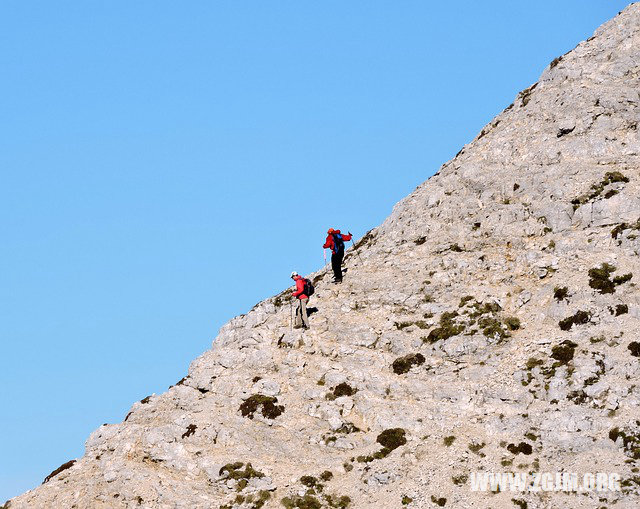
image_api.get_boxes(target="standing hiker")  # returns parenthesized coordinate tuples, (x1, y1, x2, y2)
(291, 271, 310, 329)
(323, 228, 352, 283)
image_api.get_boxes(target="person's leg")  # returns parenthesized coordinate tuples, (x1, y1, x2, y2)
(300, 298, 309, 328)
(335, 249, 344, 280)
(294, 299, 302, 327)
(331, 252, 342, 281)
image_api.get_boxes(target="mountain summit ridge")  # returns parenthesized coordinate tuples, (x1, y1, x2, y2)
(7, 4, 640, 508)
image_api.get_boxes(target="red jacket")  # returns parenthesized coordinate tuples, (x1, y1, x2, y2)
(292, 275, 308, 299)
(323, 230, 352, 253)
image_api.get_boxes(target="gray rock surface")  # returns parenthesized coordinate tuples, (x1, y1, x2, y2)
(6, 4, 640, 508)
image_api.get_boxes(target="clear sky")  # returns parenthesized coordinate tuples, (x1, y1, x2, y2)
(0, 0, 632, 502)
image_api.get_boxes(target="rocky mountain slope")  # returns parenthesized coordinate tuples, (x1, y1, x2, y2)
(6, 4, 640, 509)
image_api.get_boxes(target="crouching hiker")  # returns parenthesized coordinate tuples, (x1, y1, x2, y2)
(323, 228, 352, 283)
(291, 271, 313, 329)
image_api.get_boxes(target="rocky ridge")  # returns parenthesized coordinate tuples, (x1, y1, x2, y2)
(6, 4, 640, 509)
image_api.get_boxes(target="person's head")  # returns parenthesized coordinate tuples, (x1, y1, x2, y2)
(290, 271, 299, 279)
(327, 228, 335, 234)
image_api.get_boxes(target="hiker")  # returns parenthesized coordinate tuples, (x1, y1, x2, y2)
(323, 228, 352, 283)
(291, 271, 310, 329)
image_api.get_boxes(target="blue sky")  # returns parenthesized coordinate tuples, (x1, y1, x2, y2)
(0, 0, 632, 501)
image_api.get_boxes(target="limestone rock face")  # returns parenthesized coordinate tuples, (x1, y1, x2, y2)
(7, 5, 640, 509)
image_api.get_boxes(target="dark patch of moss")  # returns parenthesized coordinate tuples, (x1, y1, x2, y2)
(609, 427, 640, 460)
(605, 171, 630, 184)
(326, 382, 357, 401)
(181, 424, 197, 439)
(431, 496, 447, 506)
(169, 376, 188, 389)
(358, 428, 407, 463)
(323, 494, 351, 508)
(611, 218, 640, 241)
(414, 236, 426, 245)
(588, 263, 618, 294)
(396, 320, 429, 330)
(392, 353, 426, 375)
(472, 222, 481, 230)
(336, 422, 360, 434)
(512, 499, 528, 509)
(553, 286, 569, 301)
(402, 495, 413, 505)
(320, 470, 333, 482)
(549, 55, 563, 69)
(140, 395, 152, 404)
(567, 390, 588, 405)
(377, 428, 407, 451)
(468, 442, 486, 456)
(353, 229, 377, 251)
(628, 342, 640, 357)
(300, 475, 322, 490)
(503, 317, 521, 331)
(252, 490, 271, 509)
(558, 310, 591, 331)
(281, 494, 323, 509)
(252, 376, 262, 383)
(612, 304, 628, 316)
(572, 172, 629, 210)
(613, 273, 633, 285)
(526, 358, 543, 370)
(519, 83, 537, 107)
(43, 459, 76, 484)
(219, 462, 265, 480)
(273, 292, 291, 308)
(443, 436, 456, 446)
(239, 395, 284, 420)
(551, 340, 577, 364)
(506, 442, 533, 455)
(425, 311, 464, 343)
(459, 295, 474, 307)
(452, 474, 468, 486)
(449, 243, 463, 252)
(479, 316, 509, 340)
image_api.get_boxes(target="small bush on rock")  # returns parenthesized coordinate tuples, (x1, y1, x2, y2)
(239, 395, 284, 420)
(550, 340, 577, 364)
(628, 342, 640, 357)
(506, 442, 533, 455)
(553, 286, 569, 301)
(558, 310, 591, 331)
(392, 353, 426, 374)
(588, 263, 632, 294)
(326, 383, 357, 401)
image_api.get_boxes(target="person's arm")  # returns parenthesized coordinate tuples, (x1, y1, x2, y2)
(322, 235, 333, 249)
(342, 233, 352, 241)
(292, 279, 304, 297)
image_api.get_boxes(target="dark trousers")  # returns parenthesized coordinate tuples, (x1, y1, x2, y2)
(331, 249, 344, 281)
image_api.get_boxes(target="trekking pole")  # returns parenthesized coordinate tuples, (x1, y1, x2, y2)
(323, 249, 327, 268)
(349, 233, 364, 264)
(290, 299, 293, 331)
